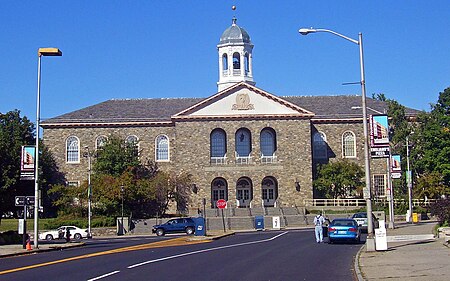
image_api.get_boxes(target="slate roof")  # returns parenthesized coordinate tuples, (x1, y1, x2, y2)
(41, 95, 421, 125)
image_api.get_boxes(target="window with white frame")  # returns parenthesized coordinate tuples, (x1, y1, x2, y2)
(125, 135, 139, 156)
(66, 136, 80, 163)
(373, 174, 386, 197)
(156, 135, 169, 161)
(210, 129, 227, 164)
(96, 135, 108, 150)
(235, 128, 251, 164)
(260, 128, 276, 156)
(342, 131, 356, 158)
(313, 131, 327, 159)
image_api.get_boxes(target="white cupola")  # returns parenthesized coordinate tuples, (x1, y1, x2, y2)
(217, 17, 255, 92)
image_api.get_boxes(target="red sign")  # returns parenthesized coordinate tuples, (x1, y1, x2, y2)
(216, 199, 227, 209)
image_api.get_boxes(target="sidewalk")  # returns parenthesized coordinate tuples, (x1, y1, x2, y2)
(0, 241, 85, 258)
(357, 221, 450, 281)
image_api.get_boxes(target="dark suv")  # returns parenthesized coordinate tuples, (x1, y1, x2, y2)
(152, 218, 196, 236)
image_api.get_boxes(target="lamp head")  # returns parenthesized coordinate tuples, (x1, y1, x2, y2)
(38, 48, 62, 57)
(298, 28, 316, 35)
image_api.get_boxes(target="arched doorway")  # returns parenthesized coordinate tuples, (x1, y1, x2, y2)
(262, 177, 278, 207)
(236, 177, 252, 208)
(211, 178, 228, 208)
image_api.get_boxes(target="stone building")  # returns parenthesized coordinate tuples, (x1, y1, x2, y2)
(41, 17, 417, 212)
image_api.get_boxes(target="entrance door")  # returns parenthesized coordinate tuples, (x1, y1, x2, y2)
(262, 177, 277, 207)
(211, 178, 228, 208)
(236, 178, 252, 208)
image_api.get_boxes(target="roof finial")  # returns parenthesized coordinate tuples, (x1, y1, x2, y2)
(232, 5, 237, 25)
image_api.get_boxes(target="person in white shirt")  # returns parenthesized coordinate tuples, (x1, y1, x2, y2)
(314, 212, 326, 243)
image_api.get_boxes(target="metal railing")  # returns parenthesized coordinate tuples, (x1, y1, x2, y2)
(303, 198, 438, 207)
(210, 156, 227, 165)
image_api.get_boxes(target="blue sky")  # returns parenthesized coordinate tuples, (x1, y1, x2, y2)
(1, 1, 449, 121)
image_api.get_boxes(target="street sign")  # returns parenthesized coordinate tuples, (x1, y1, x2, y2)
(216, 199, 227, 209)
(15, 196, 26, 206)
(26, 196, 35, 205)
(370, 146, 390, 158)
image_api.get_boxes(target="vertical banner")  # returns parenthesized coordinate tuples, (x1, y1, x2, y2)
(370, 115, 390, 158)
(391, 155, 401, 178)
(370, 115, 389, 146)
(20, 145, 35, 180)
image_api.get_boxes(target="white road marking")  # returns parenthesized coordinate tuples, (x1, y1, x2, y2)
(127, 231, 289, 269)
(87, 270, 120, 281)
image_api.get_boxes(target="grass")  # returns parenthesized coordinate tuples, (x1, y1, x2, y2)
(0, 219, 51, 233)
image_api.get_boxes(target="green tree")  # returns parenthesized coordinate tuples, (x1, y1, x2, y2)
(0, 110, 63, 221)
(0, 110, 34, 221)
(414, 87, 450, 195)
(93, 136, 140, 177)
(313, 159, 364, 199)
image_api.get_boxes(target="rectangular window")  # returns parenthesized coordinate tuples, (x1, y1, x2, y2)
(373, 174, 386, 197)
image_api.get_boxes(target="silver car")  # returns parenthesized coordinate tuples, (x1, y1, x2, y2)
(351, 212, 379, 232)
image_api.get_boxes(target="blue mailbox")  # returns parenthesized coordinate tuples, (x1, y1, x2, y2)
(255, 215, 264, 231)
(193, 217, 206, 236)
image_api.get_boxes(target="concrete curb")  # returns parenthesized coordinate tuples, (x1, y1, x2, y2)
(354, 244, 365, 281)
(0, 242, 85, 259)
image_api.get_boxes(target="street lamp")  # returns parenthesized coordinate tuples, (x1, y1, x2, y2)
(406, 133, 414, 223)
(84, 146, 92, 238)
(299, 28, 375, 251)
(34, 48, 62, 249)
(120, 185, 124, 235)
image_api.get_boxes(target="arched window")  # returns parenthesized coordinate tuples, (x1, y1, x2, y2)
(222, 54, 228, 71)
(66, 136, 79, 163)
(260, 128, 276, 157)
(211, 178, 228, 208)
(235, 128, 251, 157)
(210, 129, 227, 162)
(96, 135, 108, 150)
(233, 52, 240, 70)
(244, 52, 249, 73)
(342, 131, 356, 158)
(313, 132, 327, 159)
(125, 135, 139, 156)
(156, 135, 169, 161)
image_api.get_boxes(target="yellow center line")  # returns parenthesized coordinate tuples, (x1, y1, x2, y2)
(0, 237, 211, 275)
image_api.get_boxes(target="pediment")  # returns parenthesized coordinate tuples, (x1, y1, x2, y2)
(173, 82, 314, 119)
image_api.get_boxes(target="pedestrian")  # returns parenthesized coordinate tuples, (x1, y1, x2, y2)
(314, 212, 326, 243)
(65, 228, 71, 243)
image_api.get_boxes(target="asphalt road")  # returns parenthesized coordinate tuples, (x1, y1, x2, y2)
(0, 229, 363, 281)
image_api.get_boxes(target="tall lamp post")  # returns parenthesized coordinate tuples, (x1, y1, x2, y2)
(34, 48, 62, 249)
(299, 28, 375, 251)
(406, 134, 413, 223)
(120, 185, 124, 235)
(84, 146, 92, 238)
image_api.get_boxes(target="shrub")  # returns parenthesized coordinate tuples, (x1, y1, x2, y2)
(43, 217, 115, 230)
(429, 198, 450, 225)
(0, 230, 22, 245)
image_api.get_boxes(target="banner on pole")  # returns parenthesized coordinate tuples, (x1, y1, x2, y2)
(391, 155, 401, 178)
(20, 145, 35, 180)
(370, 115, 389, 146)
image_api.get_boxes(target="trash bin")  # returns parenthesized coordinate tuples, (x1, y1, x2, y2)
(412, 213, 419, 223)
(193, 217, 206, 236)
(255, 216, 264, 231)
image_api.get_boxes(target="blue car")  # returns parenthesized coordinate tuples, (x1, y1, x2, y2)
(327, 218, 361, 244)
(152, 218, 196, 236)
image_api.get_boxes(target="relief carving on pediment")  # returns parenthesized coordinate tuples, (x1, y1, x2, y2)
(232, 93, 254, 110)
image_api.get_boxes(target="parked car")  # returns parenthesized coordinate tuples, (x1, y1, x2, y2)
(352, 212, 379, 232)
(152, 218, 196, 236)
(39, 226, 88, 241)
(327, 218, 361, 244)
